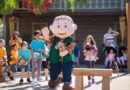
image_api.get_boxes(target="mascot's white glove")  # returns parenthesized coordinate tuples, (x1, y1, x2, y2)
(41, 27, 50, 41)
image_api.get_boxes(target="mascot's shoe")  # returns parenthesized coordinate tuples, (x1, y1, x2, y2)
(48, 79, 61, 88)
(62, 85, 74, 90)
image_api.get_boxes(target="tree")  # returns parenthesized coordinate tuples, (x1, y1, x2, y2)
(0, 0, 18, 15)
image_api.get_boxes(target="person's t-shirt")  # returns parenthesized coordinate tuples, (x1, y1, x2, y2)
(0, 47, 7, 61)
(18, 49, 31, 61)
(9, 50, 18, 64)
(104, 34, 115, 44)
(84, 51, 96, 61)
(74, 45, 80, 57)
(30, 40, 46, 60)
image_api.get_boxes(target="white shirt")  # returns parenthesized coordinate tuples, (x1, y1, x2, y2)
(84, 51, 96, 61)
(104, 33, 115, 44)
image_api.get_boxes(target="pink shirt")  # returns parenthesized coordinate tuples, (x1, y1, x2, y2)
(107, 53, 115, 60)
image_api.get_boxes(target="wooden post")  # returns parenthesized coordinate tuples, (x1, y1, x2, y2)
(73, 68, 112, 90)
(126, 2, 130, 72)
(102, 76, 110, 90)
(75, 76, 83, 90)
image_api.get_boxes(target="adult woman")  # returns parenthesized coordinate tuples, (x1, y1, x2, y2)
(103, 27, 119, 56)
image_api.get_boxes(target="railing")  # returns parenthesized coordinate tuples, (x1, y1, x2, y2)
(73, 68, 112, 90)
(49, 0, 126, 11)
(16, 0, 126, 11)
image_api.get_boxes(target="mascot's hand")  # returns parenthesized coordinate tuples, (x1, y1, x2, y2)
(41, 27, 50, 41)
(59, 50, 69, 57)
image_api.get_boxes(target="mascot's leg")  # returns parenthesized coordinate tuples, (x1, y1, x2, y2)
(48, 62, 62, 88)
(62, 61, 74, 90)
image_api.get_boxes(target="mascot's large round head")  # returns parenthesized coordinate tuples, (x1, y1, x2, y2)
(50, 15, 77, 39)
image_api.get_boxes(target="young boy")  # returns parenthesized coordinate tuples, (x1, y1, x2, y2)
(74, 41, 80, 68)
(0, 39, 7, 72)
(30, 30, 46, 85)
(40, 36, 49, 81)
(18, 41, 32, 84)
(9, 44, 19, 80)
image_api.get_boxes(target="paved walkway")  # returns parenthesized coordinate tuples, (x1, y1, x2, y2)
(0, 65, 130, 90)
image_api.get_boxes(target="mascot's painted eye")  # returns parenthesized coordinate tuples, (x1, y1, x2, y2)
(65, 25, 67, 28)
(58, 25, 60, 28)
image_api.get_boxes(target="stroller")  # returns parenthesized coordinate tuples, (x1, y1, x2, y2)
(104, 43, 119, 75)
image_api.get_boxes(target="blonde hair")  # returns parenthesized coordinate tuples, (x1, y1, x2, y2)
(84, 35, 97, 47)
(0, 39, 5, 46)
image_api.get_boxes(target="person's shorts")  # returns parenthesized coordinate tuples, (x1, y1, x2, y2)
(10, 64, 17, 72)
(42, 61, 48, 69)
(74, 57, 79, 63)
(19, 63, 31, 71)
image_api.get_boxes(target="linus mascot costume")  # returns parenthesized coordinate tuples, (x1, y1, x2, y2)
(42, 15, 77, 90)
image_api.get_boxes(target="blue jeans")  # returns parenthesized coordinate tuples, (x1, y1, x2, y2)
(86, 61, 95, 80)
(50, 61, 73, 85)
(10, 64, 17, 72)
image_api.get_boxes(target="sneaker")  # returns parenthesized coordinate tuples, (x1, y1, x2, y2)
(92, 78, 95, 84)
(27, 78, 31, 83)
(19, 79, 23, 84)
(7, 72, 11, 77)
(45, 77, 48, 81)
(10, 77, 15, 80)
(31, 79, 37, 85)
(88, 81, 91, 87)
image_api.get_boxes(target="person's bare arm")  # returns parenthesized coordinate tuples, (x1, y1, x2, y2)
(112, 30, 119, 36)
(103, 37, 107, 45)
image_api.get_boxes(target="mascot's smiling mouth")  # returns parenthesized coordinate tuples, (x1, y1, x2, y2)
(58, 33, 67, 35)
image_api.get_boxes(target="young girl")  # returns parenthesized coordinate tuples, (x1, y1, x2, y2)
(0, 39, 7, 72)
(18, 41, 32, 84)
(105, 49, 116, 67)
(83, 35, 98, 86)
(30, 30, 46, 85)
(117, 46, 127, 65)
(9, 44, 19, 80)
(84, 35, 98, 60)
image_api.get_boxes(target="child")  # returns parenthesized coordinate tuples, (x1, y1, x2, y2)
(42, 48, 49, 81)
(18, 41, 32, 84)
(83, 43, 97, 86)
(40, 36, 49, 81)
(105, 49, 115, 67)
(30, 30, 46, 85)
(0, 39, 7, 72)
(74, 40, 80, 68)
(117, 46, 127, 65)
(9, 31, 22, 50)
(9, 44, 19, 80)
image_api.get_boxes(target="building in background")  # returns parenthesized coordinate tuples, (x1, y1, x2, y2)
(3, 0, 127, 63)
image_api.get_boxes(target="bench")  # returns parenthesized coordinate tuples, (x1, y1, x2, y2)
(73, 68, 112, 90)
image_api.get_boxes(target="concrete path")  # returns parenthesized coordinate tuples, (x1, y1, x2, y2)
(0, 65, 130, 90)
